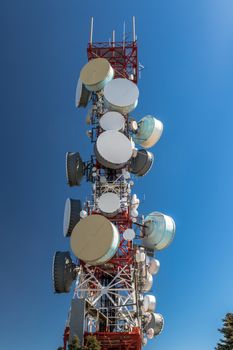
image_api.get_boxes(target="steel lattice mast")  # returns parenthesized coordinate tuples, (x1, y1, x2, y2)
(53, 17, 176, 350)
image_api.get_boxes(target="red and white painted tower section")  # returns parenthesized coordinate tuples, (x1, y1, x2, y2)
(53, 17, 176, 350)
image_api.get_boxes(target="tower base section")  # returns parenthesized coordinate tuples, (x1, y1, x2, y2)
(85, 329, 142, 350)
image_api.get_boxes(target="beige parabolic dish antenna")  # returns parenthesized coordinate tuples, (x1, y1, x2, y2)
(70, 214, 120, 265)
(103, 78, 139, 114)
(80, 58, 114, 92)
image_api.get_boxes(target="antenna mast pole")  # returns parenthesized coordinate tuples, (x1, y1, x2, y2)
(123, 21, 126, 50)
(112, 30, 115, 47)
(89, 17, 94, 45)
(132, 16, 136, 42)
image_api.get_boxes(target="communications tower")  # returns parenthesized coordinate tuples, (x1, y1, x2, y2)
(53, 17, 176, 350)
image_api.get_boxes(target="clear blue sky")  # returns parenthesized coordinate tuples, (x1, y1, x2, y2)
(1, 0, 233, 349)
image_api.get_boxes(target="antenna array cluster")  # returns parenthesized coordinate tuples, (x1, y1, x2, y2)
(53, 17, 176, 350)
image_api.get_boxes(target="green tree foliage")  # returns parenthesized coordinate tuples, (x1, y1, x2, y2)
(67, 334, 101, 350)
(216, 313, 233, 350)
(68, 335, 81, 350)
(85, 335, 101, 350)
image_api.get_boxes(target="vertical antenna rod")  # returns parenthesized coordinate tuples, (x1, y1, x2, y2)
(112, 30, 115, 47)
(89, 17, 94, 45)
(112, 30, 115, 58)
(132, 16, 136, 42)
(123, 21, 126, 50)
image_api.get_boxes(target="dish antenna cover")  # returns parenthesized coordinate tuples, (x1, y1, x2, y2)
(75, 78, 91, 108)
(95, 130, 133, 169)
(143, 295, 156, 313)
(130, 149, 154, 177)
(103, 78, 139, 114)
(66, 152, 84, 187)
(141, 272, 153, 292)
(80, 58, 114, 92)
(123, 228, 136, 241)
(145, 313, 164, 336)
(143, 212, 176, 250)
(52, 251, 75, 293)
(147, 257, 160, 275)
(133, 116, 163, 149)
(70, 214, 120, 265)
(98, 192, 121, 217)
(63, 198, 82, 237)
(99, 111, 125, 131)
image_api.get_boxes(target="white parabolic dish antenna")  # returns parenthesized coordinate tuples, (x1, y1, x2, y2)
(143, 295, 156, 313)
(147, 257, 160, 275)
(99, 111, 125, 131)
(103, 78, 139, 114)
(123, 228, 136, 241)
(95, 130, 133, 169)
(142, 273, 153, 292)
(98, 192, 121, 216)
